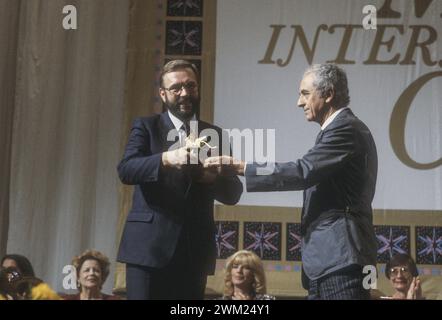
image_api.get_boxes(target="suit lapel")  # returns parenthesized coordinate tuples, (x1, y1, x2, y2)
(159, 112, 180, 151)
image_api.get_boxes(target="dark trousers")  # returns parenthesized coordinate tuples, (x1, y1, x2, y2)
(126, 228, 208, 300)
(307, 265, 370, 300)
(126, 263, 207, 300)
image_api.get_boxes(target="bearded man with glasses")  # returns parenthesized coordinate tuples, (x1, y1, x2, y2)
(117, 60, 243, 300)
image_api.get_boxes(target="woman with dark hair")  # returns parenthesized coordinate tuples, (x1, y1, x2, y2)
(62, 249, 120, 300)
(0, 267, 21, 299)
(1, 254, 35, 277)
(0, 266, 60, 300)
(384, 254, 424, 300)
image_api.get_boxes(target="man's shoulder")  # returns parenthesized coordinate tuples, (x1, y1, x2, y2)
(324, 109, 376, 152)
(326, 108, 370, 133)
(130, 114, 167, 132)
(134, 113, 163, 125)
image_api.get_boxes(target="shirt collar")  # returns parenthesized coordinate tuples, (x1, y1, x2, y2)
(321, 107, 349, 131)
(167, 110, 196, 131)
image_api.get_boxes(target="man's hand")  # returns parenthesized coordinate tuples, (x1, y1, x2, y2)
(162, 146, 195, 169)
(203, 156, 245, 176)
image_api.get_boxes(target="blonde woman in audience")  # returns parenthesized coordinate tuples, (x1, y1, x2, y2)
(62, 249, 120, 300)
(219, 250, 275, 300)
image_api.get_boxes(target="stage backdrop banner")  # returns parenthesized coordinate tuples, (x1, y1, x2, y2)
(206, 0, 442, 298)
(214, 0, 442, 211)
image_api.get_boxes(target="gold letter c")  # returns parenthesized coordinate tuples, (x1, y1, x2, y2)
(390, 71, 442, 170)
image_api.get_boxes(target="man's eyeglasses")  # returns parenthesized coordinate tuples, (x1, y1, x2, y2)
(390, 266, 411, 277)
(163, 82, 198, 95)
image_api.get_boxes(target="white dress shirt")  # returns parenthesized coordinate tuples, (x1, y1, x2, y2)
(168, 110, 196, 146)
(321, 107, 349, 131)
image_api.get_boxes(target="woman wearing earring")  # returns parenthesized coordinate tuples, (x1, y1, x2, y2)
(62, 249, 120, 300)
(218, 250, 275, 300)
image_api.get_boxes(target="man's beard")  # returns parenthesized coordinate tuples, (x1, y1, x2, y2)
(164, 95, 199, 121)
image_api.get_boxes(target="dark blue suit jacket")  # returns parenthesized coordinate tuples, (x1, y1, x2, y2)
(117, 112, 243, 274)
(245, 108, 378, 285)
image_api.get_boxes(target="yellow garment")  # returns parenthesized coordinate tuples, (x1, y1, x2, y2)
(31, 283, 62, 300)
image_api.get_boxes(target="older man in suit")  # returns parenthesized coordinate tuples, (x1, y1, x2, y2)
(205, 64, 378, 299)
(117, 60, 243, 300)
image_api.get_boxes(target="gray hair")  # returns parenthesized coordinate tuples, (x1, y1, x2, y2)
(304, 64, 350, 108)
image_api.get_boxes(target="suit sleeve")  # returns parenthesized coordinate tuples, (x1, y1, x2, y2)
(245, 124, 358, 192)
(211, 127, 243, 205)
(117, 118, 162, 185)
(213, 175, 243, 205)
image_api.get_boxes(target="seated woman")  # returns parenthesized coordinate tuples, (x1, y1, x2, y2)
(0, 267, 21, 300)
(383, 253, 424, 300)
(219, 250, 275, 300)
(62, 249, 120, 300)
(0, 267, 60, 300)
(1, 254, 35, 277)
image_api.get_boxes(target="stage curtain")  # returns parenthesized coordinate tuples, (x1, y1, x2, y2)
(5, 0, 129, 294)
(0, 0, 21, 258)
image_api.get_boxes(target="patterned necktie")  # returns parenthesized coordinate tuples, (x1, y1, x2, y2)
(182, 121, 190, 137)
(181, 121, 193, 197)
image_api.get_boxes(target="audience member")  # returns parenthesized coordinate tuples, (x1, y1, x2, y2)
(1, 254, 35, 277)
(61, 249, 120, 300)
(218, 250, 275, 300)
(382, 254, 424, 300)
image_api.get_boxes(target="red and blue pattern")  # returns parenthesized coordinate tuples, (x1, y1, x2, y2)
(244, 222, 281, 260)
(214, 221, 239, 259)
(374, 225, 410, 263)
(286, 223, 302, 261)
(416, 226, 442, 265)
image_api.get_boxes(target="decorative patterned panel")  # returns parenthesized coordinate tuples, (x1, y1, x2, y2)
(416, 226, 442, 265)
(214, 221, 239, 259)
(286, 223, 302, 261)
(244, 222, 281, 260)
(166, 21, 202, 55)
(167, 0, 203, 17)
(374, 225, 410, 263)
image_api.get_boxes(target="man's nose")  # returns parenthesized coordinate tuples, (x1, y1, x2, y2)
(179, 86, 190, 96)
(297, 96, 304, 108)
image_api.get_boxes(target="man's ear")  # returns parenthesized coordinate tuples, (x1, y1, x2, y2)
(325, 88, 335, 104)
(159, 87, 166, 103)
